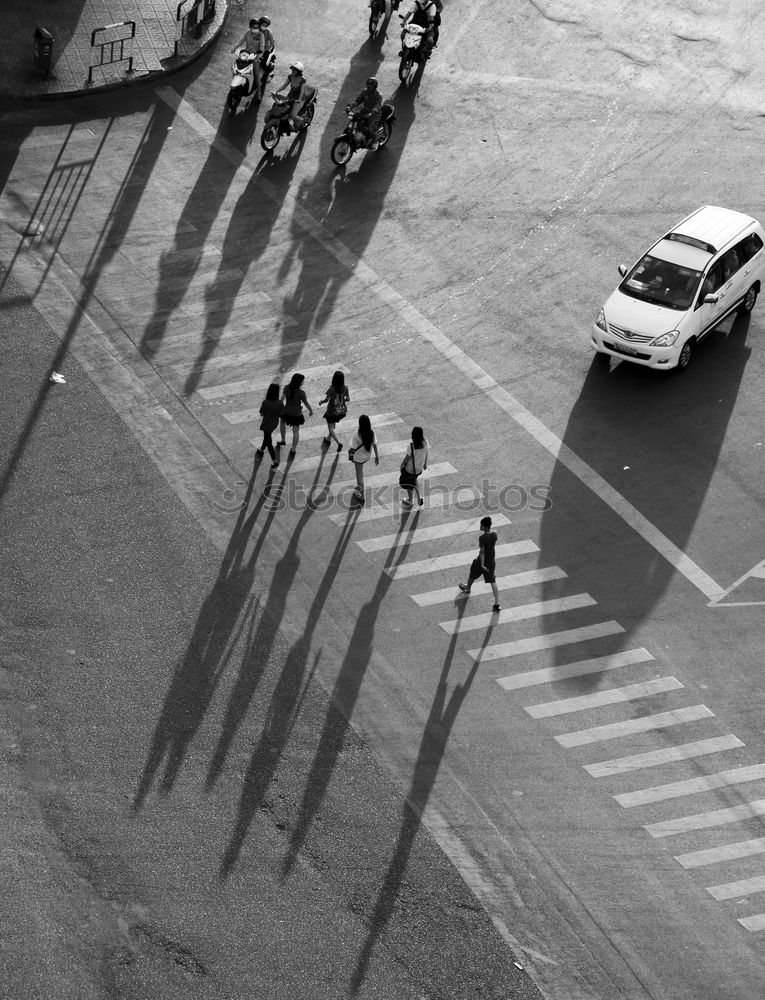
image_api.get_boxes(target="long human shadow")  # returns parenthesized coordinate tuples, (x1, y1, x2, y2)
(218, 456, 358, 876)
(208, 451, 342, 797)
(0, 95, 175, 507)
(274, 43, 416, 366)
(537, 310, 752, 694)
(181, 132, 307, 397)
(280, 509, 421, 879)
(139, 104, 260, 363)
(350, 599, 488, 994)
(133, 454, 281, 809)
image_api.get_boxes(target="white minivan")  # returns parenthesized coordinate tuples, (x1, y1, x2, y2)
(591, 205, 765, 371)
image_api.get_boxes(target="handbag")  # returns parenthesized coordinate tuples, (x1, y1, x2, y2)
(347, 447, 355, 462)
(399, 444, 418, 488)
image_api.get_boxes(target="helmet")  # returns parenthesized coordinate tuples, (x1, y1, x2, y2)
(290, 61, 304, 73)
(366, 76, 378, 87)
(258, 15, 270, 26)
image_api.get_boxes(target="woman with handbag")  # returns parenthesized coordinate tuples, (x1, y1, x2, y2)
(399, 426, 429, 507)
(318, 370, 350, 452)
(347, 414, 379, 502)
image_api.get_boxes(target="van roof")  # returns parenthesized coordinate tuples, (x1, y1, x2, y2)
(668, 205, 756, 255)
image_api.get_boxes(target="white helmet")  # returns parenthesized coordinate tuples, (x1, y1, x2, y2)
(290, 61, 304, 73)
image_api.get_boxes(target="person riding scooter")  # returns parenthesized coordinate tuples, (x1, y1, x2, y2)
(272, 62, 308, 131)
(232, 16, 275, 99)
(400, 0, 438, 53)
(349, 77, 383, 149)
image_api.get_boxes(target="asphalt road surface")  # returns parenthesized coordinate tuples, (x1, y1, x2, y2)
(1, 2, 765, 999)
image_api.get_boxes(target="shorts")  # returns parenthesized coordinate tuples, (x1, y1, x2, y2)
(469, 558, 495, 584)
(324, 411, 346, 424)
(282, 413, 304, 427)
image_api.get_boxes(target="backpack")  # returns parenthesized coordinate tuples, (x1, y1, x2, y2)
(330, 387, 347, 418)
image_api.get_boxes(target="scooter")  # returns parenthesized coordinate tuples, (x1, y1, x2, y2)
(226, 47, 277, 115)
(330, 104, 396, 165)
(260, 85, 319, 152)
(368, 0, 400, 39)
(398, 18, 431, 86)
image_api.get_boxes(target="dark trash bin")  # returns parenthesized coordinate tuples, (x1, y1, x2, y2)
(33, 27, 54, 76)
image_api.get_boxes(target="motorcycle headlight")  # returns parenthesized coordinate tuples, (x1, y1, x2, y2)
(595, 309, 608, 332)
(651, 330, 680, 347)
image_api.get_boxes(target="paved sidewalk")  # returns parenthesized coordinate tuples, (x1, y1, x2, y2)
(0, 0, 232, 100)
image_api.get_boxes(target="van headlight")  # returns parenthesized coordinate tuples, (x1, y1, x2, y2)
(651, 330, 680, 347)
(595, 309, 607, 332)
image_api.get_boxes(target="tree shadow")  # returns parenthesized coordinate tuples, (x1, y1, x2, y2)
(218, 451, 357, 876)
(133, 452, 282, 809)
(350, 598, 488, 993)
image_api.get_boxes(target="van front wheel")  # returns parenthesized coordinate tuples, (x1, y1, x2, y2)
(675, 340, 693, 372)
(739, 284, 758, 315)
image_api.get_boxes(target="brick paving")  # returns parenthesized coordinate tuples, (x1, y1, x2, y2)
(0, 0, 230, 99)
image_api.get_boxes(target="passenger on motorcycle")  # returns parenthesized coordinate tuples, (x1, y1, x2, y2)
(232, 16, 275, 99)
(401, 0, 438, 52)
(350, 77, 383, 148)
(273, 62, 308, 131)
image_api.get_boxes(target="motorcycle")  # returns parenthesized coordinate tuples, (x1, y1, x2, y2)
(398, 17, 431, 86)
(368, 0, 400, 39)
(330, 104, 396, 166)
(260, 85, 318, 152)
(226, 47, 276, 115)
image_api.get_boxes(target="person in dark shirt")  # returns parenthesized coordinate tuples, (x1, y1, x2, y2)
(458, 516, 500, 612)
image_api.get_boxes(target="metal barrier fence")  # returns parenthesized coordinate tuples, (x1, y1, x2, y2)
(88, 21, 136, 85)
(175, 0, 216, 57)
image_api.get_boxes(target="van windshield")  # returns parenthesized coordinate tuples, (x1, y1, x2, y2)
(619, 253, 702, 310)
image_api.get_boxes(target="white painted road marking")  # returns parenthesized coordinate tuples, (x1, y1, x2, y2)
(386, 540, 538, 580)
(413, 566, 567, 606)
(585, 734, 744, 778)
(556, 705, 713, 748)
(440, 594, 595, 635)
(469, 621, 625, 662)
(525, 676, 683, 720)
(614, 763, 765, 808)
(676, 836, 765, 869)
(646, 797, 765, 838)
(359, 513, 512, 554)
(706, 875, 765, 901)
(498, 648, 655, 692)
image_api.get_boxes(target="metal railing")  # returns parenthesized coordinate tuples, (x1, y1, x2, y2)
(88, 21, 136, 85)
(175, 0, 216, 57)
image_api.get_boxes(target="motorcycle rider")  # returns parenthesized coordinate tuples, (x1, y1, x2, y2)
(254, 15, 275, 99)
(400, 0, 438, 54)
(349, 77, 383, 149)
(232, 16, 275, 100)
(273, 62, 308, 131)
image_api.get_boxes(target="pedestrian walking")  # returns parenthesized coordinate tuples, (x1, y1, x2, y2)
(458, 516, 500, 611)
(399, 425, 429, 507)
(318, 370, 350, 452)
(348, 414, 379, 502)
(256, 382, 284, 468)
(277, 373, 313, 457)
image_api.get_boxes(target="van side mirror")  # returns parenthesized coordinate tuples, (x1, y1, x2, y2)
(617, 264, 627, 277)
(703, 293, 718, 304)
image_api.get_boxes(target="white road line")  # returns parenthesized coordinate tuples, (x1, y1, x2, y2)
(155, 87, 728, 604)
(707, 875, 765, 901)
(556, 705, 713, 749)
(329, 487, 483, 525)
(198, 364, 349, 401)
(615, 763, 765, 808)
(525, 677, 683, 720)
(585, 735, 744, 778)
(468, 621, 624, 662)
(330, 462, 457, 493)
(292, 439, 412, 473)
(440, 594, 595, 635)
(359, 513, 512, 554)
(497, 648, 654, 692)
(228, 387, 377, 425)
(738, 913, 765, 932)
(413, 566, 567, 606)
(294, 412, 402, 442)
(170, 341, 305, 377)
(386, 540, 538, 581)
(675, 836, 765, 870)
(645, 798, 765, 839)
(146, 317, 300, 352)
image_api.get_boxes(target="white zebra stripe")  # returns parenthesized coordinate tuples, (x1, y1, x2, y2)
(198, 363, 349, 400)
(359, 514, 512, 554)
(296, 412, 402, 441)
(292, 440, 413, 474)
(413, 566, 566, 607)
(707, 875, 765, 901)
(738, 913, 765, 932)
(227, 387, 377, 425)
(468, 621, 624, 662)
(646, 797, 765, 839)
(497, 648, 654, 692)
(585, 735, 743, 778)
(615, 763, 765, 808)
(525, 677, 682, 720)
(330, 462, 457, 493)
(441, 594, 595, 635)
(676, 837, 765, 870)
(556, 705, 713, 749)
(329, 487, 485, 525)
(386, 540, 538, 580)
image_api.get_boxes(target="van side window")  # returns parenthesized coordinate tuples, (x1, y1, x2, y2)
(699, 263, 723, 304)
(738, 233, 763, 262)
(720, 249, 741, 282)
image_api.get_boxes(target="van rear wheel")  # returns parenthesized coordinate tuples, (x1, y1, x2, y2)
(739, 284, 758, 315)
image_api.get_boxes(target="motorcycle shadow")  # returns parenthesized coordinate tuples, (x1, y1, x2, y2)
(255, 127, 308, 169)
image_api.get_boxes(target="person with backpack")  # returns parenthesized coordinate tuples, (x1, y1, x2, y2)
(318, 370, 350, 452)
